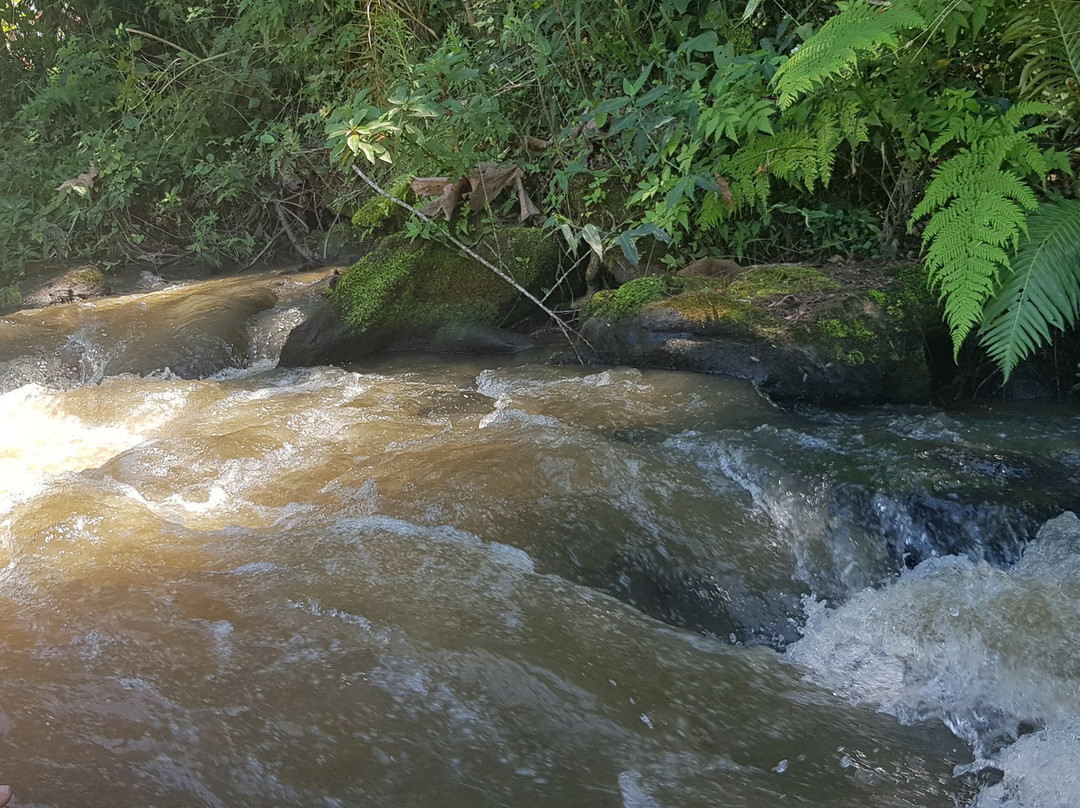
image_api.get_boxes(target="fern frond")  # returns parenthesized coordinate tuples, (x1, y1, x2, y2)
(697, 126, 839, 232)
(914, 162, 1039, 357)
(698, 192, 728, 230)
(980, 199, 1080, 379)
(1004, 0, 1080, 120)
(772, 0, 925, 109)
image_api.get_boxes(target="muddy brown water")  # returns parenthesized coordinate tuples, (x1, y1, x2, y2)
(0, 270, 1077, 806)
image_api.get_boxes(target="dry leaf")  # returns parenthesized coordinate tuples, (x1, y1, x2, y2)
(715, 174, 734, 213)
(419, 177, 470, 221)
(411, 176, 452, 196)
(515, 174, 540, 221)
(523, 135, 552, 151)
(468, 162, 521, 212)
(412, 163, 539, 221)
(56, 162, 98, 192)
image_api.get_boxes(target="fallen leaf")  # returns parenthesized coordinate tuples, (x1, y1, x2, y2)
(523, 135, 552, 151)
(468, 163, 521, 212)
(411, 176, 452, 196)
(515, 174, 540, 221)
(419, 177, 470, 221)
(56, 162, 98, 192)
(715, 174, 734, 213)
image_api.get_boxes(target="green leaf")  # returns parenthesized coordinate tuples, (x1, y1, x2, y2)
(680, 31, 719, 54)
(694, 173, 722, 193)
(628, 64, 653, 96)
(591, 96, 632, 117)
(558, 222, 580, 253)
(581, 223, 604, 258)
(618, 230, 640, 266)
(980, 199, 1080, 379)
(636, 85, 671, 107)
(627, 222, 671, 243)
(742, 0, 763, 21)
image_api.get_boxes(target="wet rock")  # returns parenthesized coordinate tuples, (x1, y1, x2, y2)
(279, 303, 537, 366)
(600, 551, 807, 648)
(278, 297, 379, 366)
(430, 323, 534, 355)
(580, 265, 941, 407)
(334, 228, 566, 333)
(280, 228, 571, 367)
(21, 265, 110, 309)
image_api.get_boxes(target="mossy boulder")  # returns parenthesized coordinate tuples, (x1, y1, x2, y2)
(349, 175, 414, 239)
(279, 227, 565, 365)
(334, 227, 562, 331)
(581, 264, 945, 406)
(20, 265, 110, 310)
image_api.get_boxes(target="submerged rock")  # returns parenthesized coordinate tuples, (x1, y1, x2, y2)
(430, 322, 534, 354)
(580, 265, 943, 406)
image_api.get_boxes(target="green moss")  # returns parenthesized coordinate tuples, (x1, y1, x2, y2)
(587, 275, 675, 319)
(581, 261, 938, 381)
(331, 227, 561, 333)
(726, 266, 843, 300)
(0, 286, 21, 306)
(816, 318, 874, 342)
(880, 262, 941, 330)
(660, 289, 787, 338)
(350, 175, 413, 236)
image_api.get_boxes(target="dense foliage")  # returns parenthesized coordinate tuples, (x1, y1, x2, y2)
(2, 0, 1080, 381)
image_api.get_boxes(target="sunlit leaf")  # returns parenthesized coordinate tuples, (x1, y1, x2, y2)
(581, 223, 604, 258)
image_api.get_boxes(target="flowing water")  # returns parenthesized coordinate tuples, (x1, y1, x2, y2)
(0, 269, 1078, 807)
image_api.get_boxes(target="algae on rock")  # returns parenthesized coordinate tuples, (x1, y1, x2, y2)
(331, 227, 565, 338)
(580, 263, 944, 405)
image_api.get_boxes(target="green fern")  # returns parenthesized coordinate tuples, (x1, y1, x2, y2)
(697, 99, 866, 232)
(928, 100, 1054, 160)
(910, 99, 1060, 358)
(696, 128, 824, 230)
(912, 151, 1039, 358)
(980, 199, 1080, 379)
(772, 0, 925, 110)
(1004, 0, 1080, 123)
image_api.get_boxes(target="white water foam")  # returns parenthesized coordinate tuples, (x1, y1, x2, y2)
(0, 384, 154, 498)
(787, 512, 1080, 807)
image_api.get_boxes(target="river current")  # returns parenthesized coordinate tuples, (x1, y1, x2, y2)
(0, 269, 1077, 807)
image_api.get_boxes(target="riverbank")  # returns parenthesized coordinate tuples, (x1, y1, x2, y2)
(6, 241, 1080, 408)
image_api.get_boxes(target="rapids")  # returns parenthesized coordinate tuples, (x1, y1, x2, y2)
(0, 269, 1077, 806)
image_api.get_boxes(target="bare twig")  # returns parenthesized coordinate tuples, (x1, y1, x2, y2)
(540, 250, 589, 306)
(274, 201, 319, 264)
(322, 211, 341, 262)
(240, 227, 285, 272)
(351, 163, 586, 355)
(552, 0, 589, 101)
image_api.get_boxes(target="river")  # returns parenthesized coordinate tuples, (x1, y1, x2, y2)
(0, 268, 1077, 807)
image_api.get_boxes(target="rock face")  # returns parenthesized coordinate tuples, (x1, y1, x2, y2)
(279, 227, 565, 366)
(580, 265, 944, 407)
(21, 265, 110, 309)
(278, 297, 373, 367)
